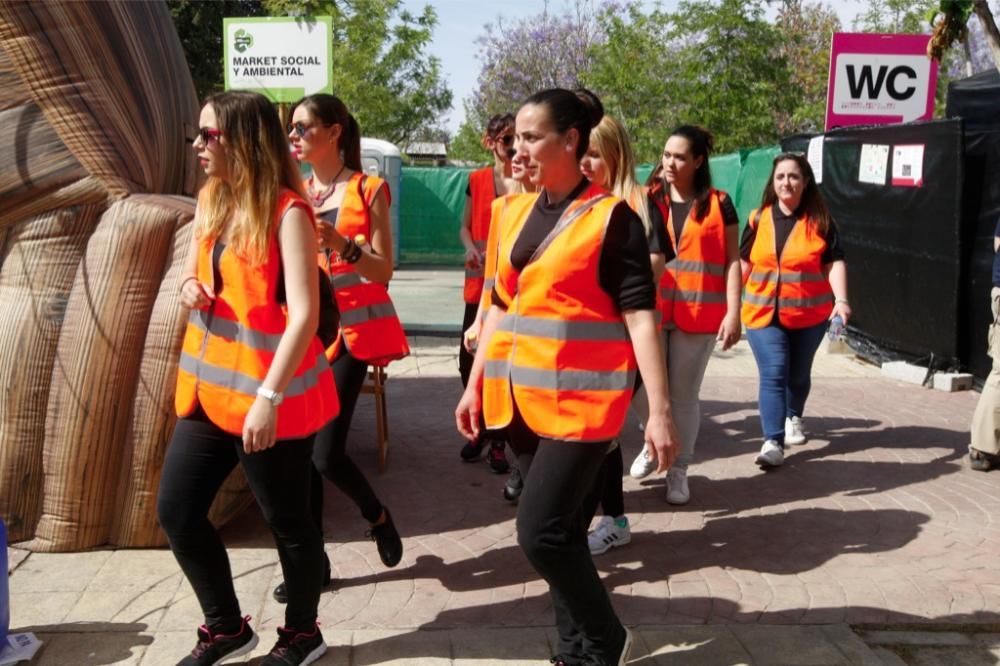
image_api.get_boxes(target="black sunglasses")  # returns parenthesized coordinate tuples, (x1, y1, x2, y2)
(287, 121, 333, 138)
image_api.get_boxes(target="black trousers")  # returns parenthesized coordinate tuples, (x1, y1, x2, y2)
(311, 345, 384, 527)
(507, 403, 626, 663)
(458, 302, 478, 388)
(157, 408, 323, 632)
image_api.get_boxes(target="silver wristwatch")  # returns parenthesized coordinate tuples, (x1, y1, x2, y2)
(256, 386, 284, 406)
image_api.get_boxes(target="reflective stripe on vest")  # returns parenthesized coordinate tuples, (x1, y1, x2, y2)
(188, 309, 283, 353)
(497, 313, 629, 342)
(178, 349, 329, 399)
(339, 301, 400, 327)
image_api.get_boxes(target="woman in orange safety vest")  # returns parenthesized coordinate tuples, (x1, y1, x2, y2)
(463, 149, 537, 502)
(458, 114, 518, 471)
(456, 88, 681, 666)
(741, 152, 850, 468)
(633, 126, 742, 505)
(162, 90, 336, 664)
(272, 94, 408, 605)
(578, 114, 674, 557)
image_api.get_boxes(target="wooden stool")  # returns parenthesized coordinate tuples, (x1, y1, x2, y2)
(360, 365, 389, 472)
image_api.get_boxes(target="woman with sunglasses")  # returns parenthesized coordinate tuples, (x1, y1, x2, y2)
(270, 94, 407, 604)
(577, 114, 673, 556)
(741, 152, 849, 467)
(458, 114, 519, 472)
(456, 88, 681, 666)
(630, 125, 742, 503)
(161, 90, 335, 665)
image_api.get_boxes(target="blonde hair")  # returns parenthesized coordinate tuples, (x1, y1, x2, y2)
(197, 91, 307, 265)
(589, 115, 650, 234)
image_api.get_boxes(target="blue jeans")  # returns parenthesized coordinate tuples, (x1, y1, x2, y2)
(746, 318, 828, 445)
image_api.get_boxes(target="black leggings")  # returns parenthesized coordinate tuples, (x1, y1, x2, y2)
(157, 408, 323, 632)
(507, 403, 626, 663)
(311, 345, 385, 528)
(459, 302, 478, 388)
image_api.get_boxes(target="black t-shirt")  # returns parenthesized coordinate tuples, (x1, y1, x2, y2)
(739, 205, 846, 264)
(993, 217, 1000, 288)
(491, 179, 657, 313)
(645, 193, 674, 259)
(668, 192, 739, 243)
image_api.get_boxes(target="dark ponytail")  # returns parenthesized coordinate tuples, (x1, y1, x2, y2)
(522, 87, 603, 159)
(290, 93, 363, 171)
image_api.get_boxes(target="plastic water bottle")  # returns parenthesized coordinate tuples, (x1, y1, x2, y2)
(827, 315, 845, 341)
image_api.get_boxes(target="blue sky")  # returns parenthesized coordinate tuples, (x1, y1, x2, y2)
(399, 0, 868, 133)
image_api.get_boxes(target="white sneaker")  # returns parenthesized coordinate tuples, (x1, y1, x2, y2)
(665, 467, 690, 505)
(785, 416, 806, 445)
(587, 515, 631, 555)
(755, 439, 784, 467)
(629, 448, 656, 479)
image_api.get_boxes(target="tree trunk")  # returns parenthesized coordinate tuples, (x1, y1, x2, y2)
(974, 0, 1000, 72)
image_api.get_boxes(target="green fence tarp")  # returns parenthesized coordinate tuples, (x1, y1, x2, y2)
(399, 166, 472, 264)
(398, 146, 780, 265)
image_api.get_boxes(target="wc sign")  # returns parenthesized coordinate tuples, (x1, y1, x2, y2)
(826, 33, 938, 130)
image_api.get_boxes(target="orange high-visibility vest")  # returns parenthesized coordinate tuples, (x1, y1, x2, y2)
(483, 185, 637, 442)
(322, 173, 410, 366)
(464, 166, 497, 304)
(477, 193, 534, 321)
(741, 205, 834, 330)
(655, 185, 730, 333)
(175, 190, 339, 439)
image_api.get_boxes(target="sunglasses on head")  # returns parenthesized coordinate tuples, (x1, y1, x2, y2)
(197, 127, 222, 144)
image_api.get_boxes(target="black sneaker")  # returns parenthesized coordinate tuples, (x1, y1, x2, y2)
(486, 440, 510, 474)
(503, 466, 523, 503)
(970, 446, 999, 471)
(460, 437, 485, 461)
(367, 508, 403, 567)
(177, 615, 257, 665)
(273, 553, 332, 604)
(260, 625, 327, 666)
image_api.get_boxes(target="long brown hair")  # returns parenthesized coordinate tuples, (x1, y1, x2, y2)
(197, 91, 307, 265)
(291, 93, 363, 171)
(758, 152, 833, 235)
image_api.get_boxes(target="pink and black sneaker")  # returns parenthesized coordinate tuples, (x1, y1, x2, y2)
(260, 624, 327, 665)
(178, 615, 257, 665)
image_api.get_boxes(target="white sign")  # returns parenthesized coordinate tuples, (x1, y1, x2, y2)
(807, 136, 824, 184)
(858, 144, 890, 185)
(826, 33, 938, 130)
(892, 144, 925, 187)
(224, 17, 332, 103)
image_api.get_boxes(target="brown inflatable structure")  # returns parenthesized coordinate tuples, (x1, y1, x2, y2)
(0, 1, 253, 551)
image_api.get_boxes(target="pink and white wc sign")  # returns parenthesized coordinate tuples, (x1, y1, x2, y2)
(826, 33, 938, 131)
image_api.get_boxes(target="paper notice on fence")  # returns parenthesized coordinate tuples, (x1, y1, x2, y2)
(858, 144, 889, 185)
(892, 144, 924, 187)
(0, 633, 43, 665)
(807, 136, 824, 184)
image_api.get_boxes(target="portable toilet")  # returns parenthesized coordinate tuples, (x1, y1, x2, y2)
(361, 138, 403, 266)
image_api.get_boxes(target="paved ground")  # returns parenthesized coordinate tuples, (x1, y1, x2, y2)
(6, 269, 997, 665)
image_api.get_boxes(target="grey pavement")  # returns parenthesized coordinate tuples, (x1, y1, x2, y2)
(7, 269, 998, 665)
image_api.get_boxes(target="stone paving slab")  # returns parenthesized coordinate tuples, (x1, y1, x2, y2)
(7, 335, 994, 664)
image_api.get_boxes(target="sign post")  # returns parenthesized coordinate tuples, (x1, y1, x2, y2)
(826, 33, 938, 130)
(223, 16, 333, 104)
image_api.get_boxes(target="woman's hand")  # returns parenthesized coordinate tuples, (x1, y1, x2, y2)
(716, 312, 741, 351)
(316, 220, 346, 253)
(831, 300, 852, 325)
(464, 246, 483, 271)
(455, 388, 482, 442)
(243, 396, 278, 453)
(180, 277, 214, 310)
(463, 319, 482, 352)
(645, 410, 682, 474)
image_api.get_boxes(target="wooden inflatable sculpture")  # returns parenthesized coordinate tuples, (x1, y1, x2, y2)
(0, 1, 253, 551)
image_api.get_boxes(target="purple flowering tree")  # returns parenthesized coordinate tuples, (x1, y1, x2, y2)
(449, 0, 608, 162)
